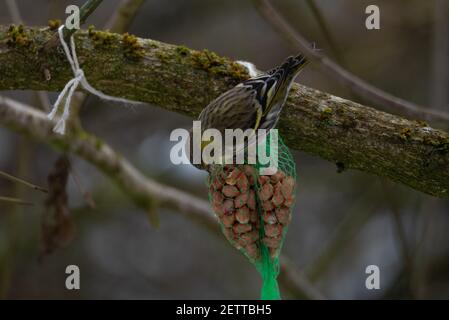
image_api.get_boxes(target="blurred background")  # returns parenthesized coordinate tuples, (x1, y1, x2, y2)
(0, 0, 448, 299)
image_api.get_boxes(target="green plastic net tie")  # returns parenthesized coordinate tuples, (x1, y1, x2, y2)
(256, 245, 281, 300)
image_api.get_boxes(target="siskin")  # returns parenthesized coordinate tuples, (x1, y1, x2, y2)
(189, 54, 308, 171)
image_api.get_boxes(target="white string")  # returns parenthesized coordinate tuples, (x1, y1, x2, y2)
(47, 25, 139, 134)
(236, 60, 261, 77)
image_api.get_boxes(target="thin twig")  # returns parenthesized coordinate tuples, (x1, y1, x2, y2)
(410, 200, 436, 299)
(304, 0, 345, 66)
(432, 0, 449, 110)
(307, 185, 379, 282)
(279, 256, 326, 299)
(0, 196, 34, 206)
(0, 170, 48, 194)
(69, 162, 97, 209)
(253, 0, 449, 126)
(105, 0, 146, 33)
(303, 0, 357, 102)
(380, 178, 415, 298)
(5, 0, 23, 24)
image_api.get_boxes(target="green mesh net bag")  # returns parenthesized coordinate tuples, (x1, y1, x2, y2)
(207, 131, 296, 300)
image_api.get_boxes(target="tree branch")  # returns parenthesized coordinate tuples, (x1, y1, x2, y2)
(0, 95, 211, 221)
(0, 170, 48, 193)
(0, 95, 323, 299)
(0, 196, 33, 206)
(279, 256, 326, 299)
(0, 26, 448, 198)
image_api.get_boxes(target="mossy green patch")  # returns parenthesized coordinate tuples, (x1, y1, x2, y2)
(94, 137, 104, 150)
(50, 137, 70, 152)
(319, 106, 333, 121)
(435, 137, 449, 153)
(148, 41, 159, 49)
(191, 49, 223, 69)
(191, 49, 247, 80)
(88, 26, 118, 48)
(175, 45, 190, 57)
(122, 32, 144, 60)
(423, 134, 449, 154)
(7, 24, 30, 47)
(423, 136, 435, 146)
(48, 19, 62, 31)
(399, 127, 412, 140)
(155, 50, 170, 63)
(71, 128, 105, 152)
(415, 120, 428, 127)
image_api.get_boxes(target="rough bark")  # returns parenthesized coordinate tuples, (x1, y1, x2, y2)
(0, 26, 448, 198)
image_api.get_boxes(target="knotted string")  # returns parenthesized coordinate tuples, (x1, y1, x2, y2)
(47, 25, 138, 134)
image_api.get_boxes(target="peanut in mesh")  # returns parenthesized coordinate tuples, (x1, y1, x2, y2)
(209, 164, 295, 261)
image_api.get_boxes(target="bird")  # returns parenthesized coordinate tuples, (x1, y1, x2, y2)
(188, 54, 308, 171)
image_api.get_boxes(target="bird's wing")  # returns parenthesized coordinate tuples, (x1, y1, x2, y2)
(199, 85, 263, 132)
